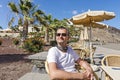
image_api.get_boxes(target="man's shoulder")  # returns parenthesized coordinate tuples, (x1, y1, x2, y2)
(49, 46, 57, 50)
(48, 46, 58, 52)
(67, 46, 73, 50)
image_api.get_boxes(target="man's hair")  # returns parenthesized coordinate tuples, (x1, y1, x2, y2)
(56, 26, 69, 36)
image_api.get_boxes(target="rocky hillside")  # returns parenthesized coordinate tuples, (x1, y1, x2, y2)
(90, 26, 120, 43)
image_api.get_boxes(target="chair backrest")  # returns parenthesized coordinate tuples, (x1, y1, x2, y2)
(101, 55, 120, 67)
(45, 61, 50, 74)
(73, 47, 96, 61)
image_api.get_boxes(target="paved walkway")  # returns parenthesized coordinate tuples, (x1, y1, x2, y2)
(18, 72, 50, 80)
(100, 43, 120, 50)
(94, 45, 120, 65)
(95, 45, 120, 56)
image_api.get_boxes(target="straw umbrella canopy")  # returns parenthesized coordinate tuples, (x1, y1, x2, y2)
(84, 22, 108, 29)
(70, 10, 115, 63)
(71, 10, 114, 35)
(70, 10, 115, 42)
(70, 10, 115, 25)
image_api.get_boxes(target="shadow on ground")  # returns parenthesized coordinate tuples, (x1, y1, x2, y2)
(0, 54, 31, 63)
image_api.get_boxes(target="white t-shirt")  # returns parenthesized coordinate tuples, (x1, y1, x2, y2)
(47, 46, 79, 72)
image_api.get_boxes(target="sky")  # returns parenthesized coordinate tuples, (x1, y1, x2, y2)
(0, 0, 120, 29)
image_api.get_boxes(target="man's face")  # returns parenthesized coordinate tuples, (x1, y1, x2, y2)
(56, 29, 69, 44)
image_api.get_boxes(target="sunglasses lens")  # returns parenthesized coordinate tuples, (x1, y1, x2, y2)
(56, 33, 67, 36)
(56, 33, 61, 36)
(62, 33, 67, 36)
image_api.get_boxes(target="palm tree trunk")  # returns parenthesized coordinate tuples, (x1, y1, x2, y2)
(22, 20, 28, 41)
(53, 30, 56, 40)
(45, 28, 49, 43)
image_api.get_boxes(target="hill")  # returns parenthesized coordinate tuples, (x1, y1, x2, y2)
(91, 26, 120, 43)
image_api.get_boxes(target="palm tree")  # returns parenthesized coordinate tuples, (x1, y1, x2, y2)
(8, 17, 15, 29)
(43, 15, 53, 42)
(8, 0, 45, 41)
(33, 11, 50, 42)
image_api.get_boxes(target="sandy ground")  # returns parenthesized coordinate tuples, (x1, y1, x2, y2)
(0, 38, 51, 80)
(0, 38, 34, 80)
(0, 57, 33, 80)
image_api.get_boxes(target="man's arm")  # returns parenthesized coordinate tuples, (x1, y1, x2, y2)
(76, 58, 94, 79)
(48, 62, 88, 80)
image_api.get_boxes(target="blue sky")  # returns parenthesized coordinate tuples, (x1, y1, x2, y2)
(0, 0, 120, 29)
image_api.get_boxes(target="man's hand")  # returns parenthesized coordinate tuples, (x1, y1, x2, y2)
(77, 59, 94, 80)
(81, 69, 94, 80)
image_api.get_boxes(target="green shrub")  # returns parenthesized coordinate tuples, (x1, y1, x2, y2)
(13, 38, 19, 45)
(23, 37, 45, 53)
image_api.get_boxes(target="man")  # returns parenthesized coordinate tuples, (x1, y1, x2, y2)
(47, 26, 93, 80)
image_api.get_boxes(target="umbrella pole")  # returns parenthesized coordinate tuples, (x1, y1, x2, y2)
(89, 25, 94, 64)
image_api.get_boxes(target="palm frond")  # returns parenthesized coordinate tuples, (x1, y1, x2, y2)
(8, 2, 19, 13)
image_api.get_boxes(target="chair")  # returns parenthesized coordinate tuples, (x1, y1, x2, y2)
(101, 55, 120, 67)
(45, 61, 50, 74)
(101, 55, 120, 80)
(45, 61, 99, 80)
(73, 48, 86, 59)
(73, 47, 96, 64)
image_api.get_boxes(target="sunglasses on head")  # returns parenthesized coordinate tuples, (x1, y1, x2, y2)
(56, 33, 67, 37)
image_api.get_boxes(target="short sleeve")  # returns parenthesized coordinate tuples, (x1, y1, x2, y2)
(68, 46, 79, 61)
(72, 50, 80, 61)
(47, 47, 58, 63)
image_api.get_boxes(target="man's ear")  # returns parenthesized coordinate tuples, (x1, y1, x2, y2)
(67, 36, 70, 44)
(68, 36, 70, 40)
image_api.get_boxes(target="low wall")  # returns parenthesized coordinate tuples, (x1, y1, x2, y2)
(0, 33, 19, 38)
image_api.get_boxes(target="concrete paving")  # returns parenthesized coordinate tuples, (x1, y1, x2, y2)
(18, 72, 50, 80)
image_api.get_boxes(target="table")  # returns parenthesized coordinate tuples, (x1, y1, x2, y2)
(101, 66, 120, 80)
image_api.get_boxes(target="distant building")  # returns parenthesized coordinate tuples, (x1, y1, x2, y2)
(0, 25, 42, 38)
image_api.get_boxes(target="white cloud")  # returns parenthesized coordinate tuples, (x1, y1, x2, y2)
(72, 10, 78, 15)
(0, 5, 2, 8)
